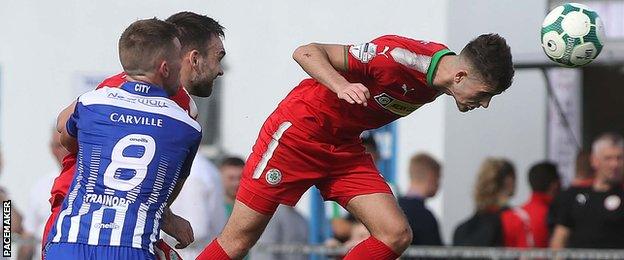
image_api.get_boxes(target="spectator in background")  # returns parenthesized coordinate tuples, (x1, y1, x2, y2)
(453, 158, 516, 247)
(163, 150, 227, 259)
(220, 156, 245, 217)
(250, 205, 309, 260)
(549, 149, 594, 233)
(19, 128, 69, 259)
(501, 162, 560, 248)
(551, 133, 624, 249)
(398, 153, 443, 246)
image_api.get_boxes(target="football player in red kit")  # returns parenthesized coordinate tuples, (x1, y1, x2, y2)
(41, 12, 226, 258)
(199, 34, 514, 260)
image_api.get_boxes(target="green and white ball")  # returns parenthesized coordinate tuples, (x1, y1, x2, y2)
(541, 3, 605, 67)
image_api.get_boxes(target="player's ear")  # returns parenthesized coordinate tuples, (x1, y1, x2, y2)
(159, 60, 170, 78)
(454, 70, 468, 84)
(189, 50, 200, 69)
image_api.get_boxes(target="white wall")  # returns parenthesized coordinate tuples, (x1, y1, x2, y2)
(442, 0, 549, 243)
(0, 0, 450, 216)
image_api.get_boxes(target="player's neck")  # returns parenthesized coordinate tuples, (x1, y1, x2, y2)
(125, 74, 164, 89)
(593, 177, 616, 192)
(431, 55, 456, 94)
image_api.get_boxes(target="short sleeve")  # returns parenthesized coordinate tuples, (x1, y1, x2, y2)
(66, 101, 80, 137)
(347, 35, 454, 85)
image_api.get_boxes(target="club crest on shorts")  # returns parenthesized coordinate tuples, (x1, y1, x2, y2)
(265, 169, 282, 185)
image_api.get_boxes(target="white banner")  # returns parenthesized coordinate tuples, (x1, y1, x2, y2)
(547, 68, 582, 186)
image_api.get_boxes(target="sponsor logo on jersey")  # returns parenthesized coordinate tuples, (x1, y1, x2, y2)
(84, 193, 133, 207)
(110, 112, 164, 128)
(373, 93, 422, 117)
(401, 84, 415, 96)
(265, 169, 282, 185)
(93, 222, 120, 230)
(349, 43, 377, 63)
(107, 93, 168, 108)
(390, 48, 431, 74)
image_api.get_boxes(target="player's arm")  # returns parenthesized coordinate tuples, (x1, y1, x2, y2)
(549, 224, 570, 249)
(59, 101, 79, 154)
(161, 179, 194, 249)
(293, 43, 369, 106)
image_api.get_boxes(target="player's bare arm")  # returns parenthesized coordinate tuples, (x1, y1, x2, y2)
(293, 43, 370, 106)
(550, 224, 570, 249)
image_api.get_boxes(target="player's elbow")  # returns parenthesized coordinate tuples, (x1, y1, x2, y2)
(60, 131, 78, 154)
(292, 43, 320, 62)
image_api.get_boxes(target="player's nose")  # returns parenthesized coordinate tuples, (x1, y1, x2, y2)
(480, 97, 492, 108)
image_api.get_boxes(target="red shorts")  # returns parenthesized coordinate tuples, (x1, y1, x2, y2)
(237, 110, 392, 215)
(42, 154, 76, 251)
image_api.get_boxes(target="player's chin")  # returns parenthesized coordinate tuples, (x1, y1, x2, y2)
(457, 104, 470, 113)
(193, 84, 214, 97)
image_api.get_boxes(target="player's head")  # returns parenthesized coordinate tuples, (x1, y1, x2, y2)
(408, 153, 441, 198)
(220, 156, 245, 200)
(591, 132, 624, 186)
(451, 34, 514, 112)
(166, 12, 225, 97)
(528, 161, 560, 196)
(119, 18, 181, 95)
(474, 158, 516, 211)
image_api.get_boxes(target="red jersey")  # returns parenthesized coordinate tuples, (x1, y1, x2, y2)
(43, 72, 197, 249)
(501, 192, 554, 248)
(279, 35, 454, 138)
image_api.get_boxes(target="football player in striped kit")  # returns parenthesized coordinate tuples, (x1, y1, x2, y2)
(45, 18, 202, 259)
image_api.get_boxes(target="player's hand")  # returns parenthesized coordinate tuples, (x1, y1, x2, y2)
(161, 209, 194, 249)
(336, 83, 370, 106)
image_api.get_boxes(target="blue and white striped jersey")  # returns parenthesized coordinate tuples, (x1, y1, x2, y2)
(49, 81, 201, 253)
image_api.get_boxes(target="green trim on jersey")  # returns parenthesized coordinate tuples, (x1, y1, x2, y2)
(343, 45, 349, 71)
(427, 49, 455, 87)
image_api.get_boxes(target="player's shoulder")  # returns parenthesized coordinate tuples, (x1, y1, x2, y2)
(372, 34, 448, 51)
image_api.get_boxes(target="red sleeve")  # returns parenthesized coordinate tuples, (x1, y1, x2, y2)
(501, 210, 526, 248)
(347, 35, 453, 85)
(96, 72, 127, 89)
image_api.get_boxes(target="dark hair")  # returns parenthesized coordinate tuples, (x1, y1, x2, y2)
(220, 156, 245, 168)
(166, 12, 225, 54)
(118, 18, 179, 76)
(528, 161, 560, 192)
(460, 33, 514, 93)
(361, 135, 378, 153)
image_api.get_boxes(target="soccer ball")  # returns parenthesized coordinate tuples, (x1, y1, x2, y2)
(541, 3, 605, 67)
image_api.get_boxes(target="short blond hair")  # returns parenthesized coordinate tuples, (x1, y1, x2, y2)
(409, 153, 441, 181)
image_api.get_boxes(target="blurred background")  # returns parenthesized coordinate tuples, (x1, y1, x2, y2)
(1, 0, 624, 259)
